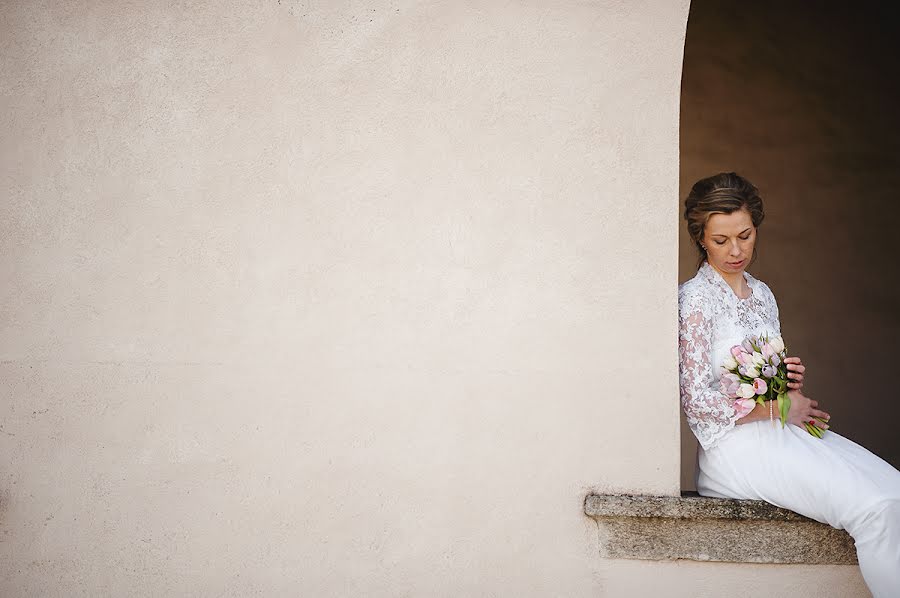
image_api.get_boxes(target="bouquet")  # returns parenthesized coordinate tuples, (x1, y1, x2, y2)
(719, 333, 828, 438)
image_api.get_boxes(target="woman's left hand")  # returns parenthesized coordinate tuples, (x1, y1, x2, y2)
(784, 356, 805, 389)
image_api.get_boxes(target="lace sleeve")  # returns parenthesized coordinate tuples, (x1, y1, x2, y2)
(678, 290, 740, 451)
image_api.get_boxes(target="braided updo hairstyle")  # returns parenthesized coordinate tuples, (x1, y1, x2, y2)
(684, 172, 765, 268)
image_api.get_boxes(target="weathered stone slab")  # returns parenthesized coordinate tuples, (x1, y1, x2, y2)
(583, 492, 857, 565)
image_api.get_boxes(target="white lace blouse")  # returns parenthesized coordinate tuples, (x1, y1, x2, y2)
(678, 261, 782, 450)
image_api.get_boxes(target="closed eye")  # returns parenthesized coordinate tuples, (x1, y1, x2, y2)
(714, 235, 751, 245)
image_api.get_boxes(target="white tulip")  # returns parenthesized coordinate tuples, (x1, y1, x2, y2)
(740, 364, 760, 378)
(737, 383, 756, 399)
(723, 356, 738, 370)
(752, 352, 765, 366)
(770, 336, 785, 353)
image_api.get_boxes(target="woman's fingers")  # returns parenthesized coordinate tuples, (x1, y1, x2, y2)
(786, 363, 805, 386)
(784, 358, 807, 391)
(811, 410, 831, 428)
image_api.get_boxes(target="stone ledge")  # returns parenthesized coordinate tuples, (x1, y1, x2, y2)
(583, 492, 857, 565)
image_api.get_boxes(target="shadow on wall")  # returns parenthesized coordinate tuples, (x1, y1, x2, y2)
(679, 0, 900, 490)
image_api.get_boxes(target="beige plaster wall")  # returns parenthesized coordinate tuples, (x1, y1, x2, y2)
(679, 0, 900, 492)
(0, 1, 878, 595)
(1, 1, 692, 595)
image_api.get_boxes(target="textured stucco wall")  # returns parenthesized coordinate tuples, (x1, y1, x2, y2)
(0, 1, 879, 595)
(1, 1, 689, 595)
(680, 0, 900, 493)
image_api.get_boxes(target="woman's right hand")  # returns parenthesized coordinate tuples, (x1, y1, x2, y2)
(786, 389, 831, 429)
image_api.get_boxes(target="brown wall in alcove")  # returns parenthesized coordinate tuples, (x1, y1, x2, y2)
(680, 0, 900, 490)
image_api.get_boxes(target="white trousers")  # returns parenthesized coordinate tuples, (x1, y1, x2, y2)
(697, 419, 900, 598)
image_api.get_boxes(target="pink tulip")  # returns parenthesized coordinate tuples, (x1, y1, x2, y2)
(730, 345, 744, 359)
(733, 398, 756, 418)
(720, 373, 741, 398)
(752, 377, 768, 395)
(761, 343, 774, 359)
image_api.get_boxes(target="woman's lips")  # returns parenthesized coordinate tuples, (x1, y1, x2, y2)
(727, 259, 745, 267)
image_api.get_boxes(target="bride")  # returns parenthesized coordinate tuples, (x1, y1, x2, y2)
(678, 172, 900, 597)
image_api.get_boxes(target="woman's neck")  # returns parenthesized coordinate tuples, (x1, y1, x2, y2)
(708, 261, 750, 297)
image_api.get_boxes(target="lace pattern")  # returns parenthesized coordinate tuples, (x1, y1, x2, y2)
(678, 261, 781, 451)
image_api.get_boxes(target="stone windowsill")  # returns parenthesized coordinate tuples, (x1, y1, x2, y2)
(583, 491, 857, 565)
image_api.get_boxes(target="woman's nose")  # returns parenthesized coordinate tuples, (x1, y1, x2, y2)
(730, 241, 741, 255)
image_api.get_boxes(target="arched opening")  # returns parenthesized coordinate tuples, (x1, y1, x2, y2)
(679, 0, 900, 490)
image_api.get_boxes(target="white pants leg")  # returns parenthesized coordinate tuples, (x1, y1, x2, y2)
(849, 498, 900, 598)
(697, 421, 900, 596)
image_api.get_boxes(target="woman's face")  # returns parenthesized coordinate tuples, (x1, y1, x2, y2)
(702, 208, 756, 274)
